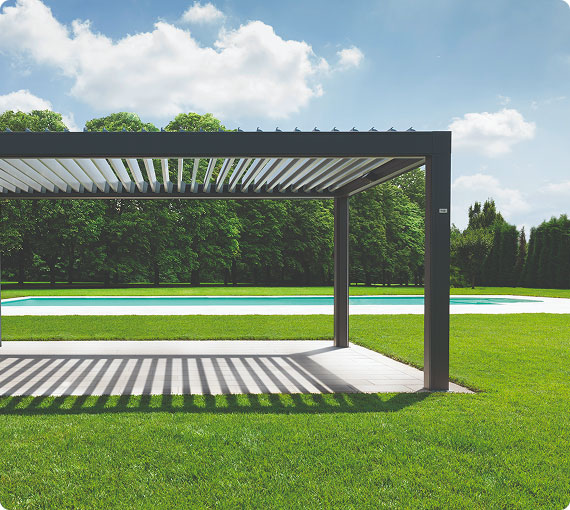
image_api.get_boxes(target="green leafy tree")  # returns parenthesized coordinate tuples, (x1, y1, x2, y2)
(84, 113, 159, 285)
(452, 228, 493, 289)
(482, 222, 518, 286)
(165, 113, 225, 132)
(350, 183, 424, 286)
(392, 168, 425, 210)
(0, 110, 68, 132)
(235, 201, 286, 284)
(282, 200, 333, 284)
(0, 110, 69, 283)
(85, 112, 158, 132)
(350, 187, 388, 285)
(522, 227, 539, 287)
(164, 113, 238, 285)
(524, 215, 570, 289)
(513, 227, 527, 285)
(468, 199, 504, 230)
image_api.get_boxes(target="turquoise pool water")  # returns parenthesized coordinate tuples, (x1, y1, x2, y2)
(2, 296, 541, 307)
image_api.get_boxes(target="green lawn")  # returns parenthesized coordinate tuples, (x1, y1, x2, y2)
(1, 314, 569, 508)
(3, 284, 570, 299)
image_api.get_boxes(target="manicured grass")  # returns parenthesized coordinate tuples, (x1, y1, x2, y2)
(1, 314, 569, 508)
(2, 284, 570, 299)
(1, 315, 334, 341)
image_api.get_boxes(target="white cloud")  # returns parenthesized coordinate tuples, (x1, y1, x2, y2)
(497, 95, 511, 106)
(0, 0, 356, 120)
(530, 95, 566, 110)
(0, 89, 79, 130)
(181, 2, 224, 24)
(0, 88, 52, 112)
(562, 0, 570, 7)
(336, 46, 364, 69)
(539, 180, 570, 195)
(453, 173, 530, 218)
(449, 108, 536, 157)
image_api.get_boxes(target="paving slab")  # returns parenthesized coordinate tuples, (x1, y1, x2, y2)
(0, 341, 472, 396)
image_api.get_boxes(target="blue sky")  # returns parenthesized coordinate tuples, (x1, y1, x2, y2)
(0, 0, 569, 228)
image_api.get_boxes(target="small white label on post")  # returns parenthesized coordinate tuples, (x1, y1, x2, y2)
(438, 208, 448, 213)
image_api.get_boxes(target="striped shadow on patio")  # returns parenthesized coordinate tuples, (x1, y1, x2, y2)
(0, 341, 471, 396)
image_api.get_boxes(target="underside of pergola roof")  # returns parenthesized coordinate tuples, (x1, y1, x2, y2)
(0, 130, 448, 199)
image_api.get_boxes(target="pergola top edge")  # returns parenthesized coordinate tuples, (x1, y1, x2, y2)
(0, 131, 451, 159)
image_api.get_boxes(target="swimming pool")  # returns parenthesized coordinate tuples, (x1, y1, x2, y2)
(2, 296, 542, 307)
(4, 294, 568, 315)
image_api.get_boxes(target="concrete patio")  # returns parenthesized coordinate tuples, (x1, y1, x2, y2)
(0, 341, 470, 396)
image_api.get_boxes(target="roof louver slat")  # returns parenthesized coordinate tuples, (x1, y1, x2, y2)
(215, 158, 235, 192)
(26, 159, 82, 193)
(276, 158, 320, 192)
(203, 158, 217, 192)
(161, 158, 173, 193)
(0, 175, 19, 192)
(302, 158, 362, 192)
(0, 168, 31, 192)
(177, 158, 184, 192)
(241, 158, 268, 192)
(108, 159, 135, 193)
(289, 158, 338, 192)
(90, 158, 123, 192)
(324, 158, 393, 192)
(143, 159, 160, 192)
(265, 158, 301, 191)
(328, 158, 401, 192)
(73, 159, 109, 192)
(228, 158, 251, 192)
(0, 159, 54, 193)
(252, 158, 286, 192)
(126, 159, 148, 192)
(191, 158, 200, 192)
(6, 158, 63, 192)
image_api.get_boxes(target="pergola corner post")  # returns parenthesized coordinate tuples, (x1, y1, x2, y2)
(334, 195, 349, 348)
(0, 252, 2, 347)
(424, 144, 451, 390)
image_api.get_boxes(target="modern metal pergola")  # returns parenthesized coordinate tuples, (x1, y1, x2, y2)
(0, 129, 451, 390)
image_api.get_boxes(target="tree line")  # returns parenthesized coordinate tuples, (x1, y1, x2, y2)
(451, 200, 570, 289)
(0, 110, 425, 287)
(1, 110, 568, 289)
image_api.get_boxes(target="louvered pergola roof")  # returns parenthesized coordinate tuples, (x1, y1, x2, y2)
(0, 130, 448, 199)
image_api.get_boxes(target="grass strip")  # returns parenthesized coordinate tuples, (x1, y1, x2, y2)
(2, 285, 570, 299)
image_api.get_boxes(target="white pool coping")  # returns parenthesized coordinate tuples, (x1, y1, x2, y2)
(2, 294, 570, 315)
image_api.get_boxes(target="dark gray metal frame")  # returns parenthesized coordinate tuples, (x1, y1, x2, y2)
(0, 130, 451, 391)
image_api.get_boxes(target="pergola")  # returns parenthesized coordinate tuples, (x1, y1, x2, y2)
(0, 129, 451, 391)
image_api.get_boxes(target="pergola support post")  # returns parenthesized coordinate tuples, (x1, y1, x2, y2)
(424, 153, 451, 390)
(0, 252, 2, 347)
(334, 195, 349, 348)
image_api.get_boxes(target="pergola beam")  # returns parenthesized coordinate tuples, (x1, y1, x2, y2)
(0, 131, 447, 158)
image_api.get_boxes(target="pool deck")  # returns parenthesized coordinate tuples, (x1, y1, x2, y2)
(2, 294, 570, 315)
(0, 340, 471, 396)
